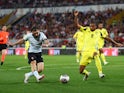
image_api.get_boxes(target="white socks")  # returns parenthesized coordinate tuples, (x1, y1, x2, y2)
(27, 72, 33, 77)
(33, 71, 40, 79)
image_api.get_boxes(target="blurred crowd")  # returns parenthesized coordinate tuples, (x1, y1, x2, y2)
(6, 7, 124, 47)
(0, 0, 124, 9)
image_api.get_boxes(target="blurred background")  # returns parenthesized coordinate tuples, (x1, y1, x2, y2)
(0, 0, 124, 55)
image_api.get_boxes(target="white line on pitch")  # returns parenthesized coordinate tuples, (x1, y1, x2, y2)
(16, 66, 30, 70)
(16, 64, 77, 70)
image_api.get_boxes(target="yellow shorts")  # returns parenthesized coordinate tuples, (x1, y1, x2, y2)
(25, 46, 29, 50)
(80, 49, 98, 66)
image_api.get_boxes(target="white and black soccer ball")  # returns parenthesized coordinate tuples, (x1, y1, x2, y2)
(60, 74, 70, 83)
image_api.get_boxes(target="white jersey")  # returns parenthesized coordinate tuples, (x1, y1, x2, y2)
(23, 32, 47, 53)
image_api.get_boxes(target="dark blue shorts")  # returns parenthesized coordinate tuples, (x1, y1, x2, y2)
(28, 52, 44, 64)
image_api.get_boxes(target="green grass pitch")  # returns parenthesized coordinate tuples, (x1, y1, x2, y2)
(0, 55, 124, 93)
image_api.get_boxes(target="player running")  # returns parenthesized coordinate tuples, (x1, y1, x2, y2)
(74, 11, 105, 80)
(10, 27, 49, 83)
(0, 26, 9, 65)
(97, 22, 109, 65)
(73, 29, 84, 62)
(74, 11, 123, 80)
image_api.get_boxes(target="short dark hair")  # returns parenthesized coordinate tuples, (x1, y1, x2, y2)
(90, 19, 96, 24)
(97, 20, 104, 24)
(31, 27, 38, 32)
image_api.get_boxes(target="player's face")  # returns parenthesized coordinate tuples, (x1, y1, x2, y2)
(90, 23, 96, 31)
(98, 23, 103, 29)
(2, 26, 7, 31)
(32, 30, 40, 37)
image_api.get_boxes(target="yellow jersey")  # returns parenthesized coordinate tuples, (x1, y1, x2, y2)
(79, 26, 100, 52)
(25, 40, 30, 50)
(73, 30, 84, 51)
(96, 28, 108, 48)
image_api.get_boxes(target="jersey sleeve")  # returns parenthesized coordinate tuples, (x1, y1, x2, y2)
(73, 32, 78, 39)
(79, 26, 84, 32)
(41, 32, 47, 40)
(79, 26, 88, 32)
(101, 29, 108, 38)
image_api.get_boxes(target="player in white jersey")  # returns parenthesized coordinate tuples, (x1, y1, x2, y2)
(10, 27, 49, 83)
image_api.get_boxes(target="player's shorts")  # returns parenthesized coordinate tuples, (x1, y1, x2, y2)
(25, 46, 29, 50)
(80, 49, 98, 66)
(0, 44, 7, 51)
(28, 52, 43, 64)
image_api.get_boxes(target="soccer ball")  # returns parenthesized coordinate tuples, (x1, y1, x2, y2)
(60, 74, 70, 83)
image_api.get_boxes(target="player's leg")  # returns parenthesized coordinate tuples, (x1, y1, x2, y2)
(24, 53, 33, 83)
(31, 61, 43, 78)
(76, 51, 81, 62)
(24, 53, 42, 83)
(1, 49, 7, 65)
(99, 48, 108, 65)
(36, 52, 44, 73)
(37, 52, 45, 79)
(94, 52, 105, 78)
(37, 62, 45, 81)
(80, 65, 86, 74)
(24, 60, 38, 83)
(24, 50, 28, 59)
(80, 66, 91, 81)
(35, 52, 45, 82)
(80, 52, 91, 80)
(37, 62, 44, 73)
(24, 72, 33, 83)
(24, 60, 43, 83)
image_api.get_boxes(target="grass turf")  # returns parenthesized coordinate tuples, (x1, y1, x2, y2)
(0, 55, 124, 93)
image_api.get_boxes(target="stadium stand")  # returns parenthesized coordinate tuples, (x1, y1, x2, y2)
(6, 8, 124, 47)
(0, 1, 124, 47)
(0, 0, 124, 9)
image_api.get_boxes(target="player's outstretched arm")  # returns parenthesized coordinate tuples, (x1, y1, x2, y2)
(9, 38, 25, 46)
(105, 37, 123, 47)
(43, 39, 49, 47)
(74, 11, 81, 28)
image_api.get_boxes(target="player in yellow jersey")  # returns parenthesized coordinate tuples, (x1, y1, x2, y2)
(24, 30, 30, 59)
(74, 11, 123, 80)
(73, 29, 84, 62)
(97, 22, 109, 65)
(74, 11, 105, 80)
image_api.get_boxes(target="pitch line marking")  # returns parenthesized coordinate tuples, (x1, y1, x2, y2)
(16, 64, 77, 70)
(2, 64, 124, 71)
(16, 66, 30, 70)
(16, 64, 77, 71)
(16, 64, 124, 71)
